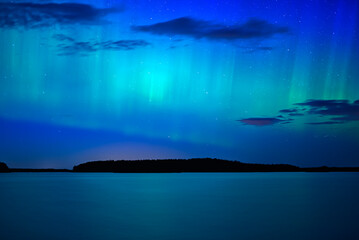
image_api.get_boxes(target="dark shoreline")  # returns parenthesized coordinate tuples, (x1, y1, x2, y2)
(3, 169, 359, 173)
(2, 159, 359, 173)
(10, 169, 72, 173)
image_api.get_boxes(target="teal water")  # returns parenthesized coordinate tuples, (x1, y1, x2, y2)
(0, 173, 358, 240)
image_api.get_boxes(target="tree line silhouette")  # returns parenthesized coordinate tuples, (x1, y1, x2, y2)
(0, 162, 10, 172)
(73, 158, 301, 173)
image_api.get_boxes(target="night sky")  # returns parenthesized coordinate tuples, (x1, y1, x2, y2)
(0, 0, 358, 168)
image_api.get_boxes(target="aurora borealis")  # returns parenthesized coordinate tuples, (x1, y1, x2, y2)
(0, 0, 358, 168)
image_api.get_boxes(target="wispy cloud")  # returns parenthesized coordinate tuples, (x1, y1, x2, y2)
(306, 121, 344, 125)
(296, 99, 359, 123)
(133, 17, 289, 42)
(238, 117, 291, 126)
(54, 34, 150, 55)
(0, 2, 123, 28)
(238, 99, 359, 126)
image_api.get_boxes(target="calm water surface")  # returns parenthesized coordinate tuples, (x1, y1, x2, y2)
(0, 173, 358, 240)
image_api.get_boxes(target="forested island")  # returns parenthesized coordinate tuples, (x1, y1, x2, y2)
(73, 158, 301, 172)
(72, 159, 359, 172)
(1, 159, 359, 173)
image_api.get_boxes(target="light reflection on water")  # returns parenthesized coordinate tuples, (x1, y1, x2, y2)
(0, 172, 358, 240)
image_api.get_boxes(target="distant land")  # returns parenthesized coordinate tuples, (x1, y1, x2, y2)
(1, 159, 359, 173)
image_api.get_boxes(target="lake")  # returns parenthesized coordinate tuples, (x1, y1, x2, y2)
(0, 172, 358, 240)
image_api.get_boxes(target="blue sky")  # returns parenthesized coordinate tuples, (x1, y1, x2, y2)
(0, 0, 358, 168)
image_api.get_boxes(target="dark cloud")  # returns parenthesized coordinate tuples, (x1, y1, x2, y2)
(288, 113, 304, 116)
(295, 100, 349, 108)
(239, 99, 359, 127)
(54, 34, 150, 55)
(133, 17, 208, 37)
(306, 121, 344, 125)
(133, 17, 289, 41)
(238, 117, 289, 126)
(279, 108, 299, 113)
(279, 108, 305, 117)
(0, 2, 122, 28)
(206, 19, 289, 40)
(296, 99, 359, 122)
